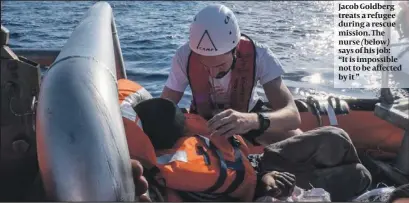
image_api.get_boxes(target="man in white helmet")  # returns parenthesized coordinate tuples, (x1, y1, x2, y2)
(161, 4, 372, 201)
(161, 4, 301, 145)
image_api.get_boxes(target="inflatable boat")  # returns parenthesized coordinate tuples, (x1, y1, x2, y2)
(1, 1, 408, 202)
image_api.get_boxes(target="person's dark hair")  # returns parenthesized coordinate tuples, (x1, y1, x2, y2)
(388, 184, 409, 203)
(133, 98, 186, 150)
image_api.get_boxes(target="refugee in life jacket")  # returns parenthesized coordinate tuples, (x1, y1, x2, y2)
(396, 1, 409, 39)
(117, 79, 297, 201)
(131, 97, 297, 201)
(160, 4, 372, 201)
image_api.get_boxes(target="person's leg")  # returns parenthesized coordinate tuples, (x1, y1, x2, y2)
(310, 163, 371, 201)
(261, 126, 362, 169)
(259, 126, 372, 201)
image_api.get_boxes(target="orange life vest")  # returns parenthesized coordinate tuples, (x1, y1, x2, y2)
(118, 79, 156, 167)
(187, 34, 256, 119)
(117, 79, 257, 202)
(118, 78, 152, 105)
(132, 115, 257, 202)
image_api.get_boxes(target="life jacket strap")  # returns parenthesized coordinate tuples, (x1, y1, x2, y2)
(223, 137, 245, 194)
(196, 135, 228, 193)
(191, 135, 246, 197)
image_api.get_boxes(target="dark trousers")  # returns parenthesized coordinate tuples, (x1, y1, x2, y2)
(258, 126, 372, 201)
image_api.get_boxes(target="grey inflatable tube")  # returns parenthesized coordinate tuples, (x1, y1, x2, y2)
(35, 2, 135, 201)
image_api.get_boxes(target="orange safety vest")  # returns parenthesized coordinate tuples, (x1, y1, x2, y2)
(118, 79, 156, 167)
(132, 115, 257, 202)
(118, 78, 152, 104)
(117, 79, 257, 202)
(187, 34, 256, 119)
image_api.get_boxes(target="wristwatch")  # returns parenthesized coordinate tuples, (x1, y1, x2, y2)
(257, 112, 270, 133)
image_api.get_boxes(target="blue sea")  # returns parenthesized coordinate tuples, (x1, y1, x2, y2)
(1, 1, 407, 107)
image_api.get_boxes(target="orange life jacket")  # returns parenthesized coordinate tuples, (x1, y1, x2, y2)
(187, 34, 256, 119)
(118, 79, 156, 167)
(117, 79, 257, 202)
(118, 78, 152, 105)
(132, 115, 257, 202)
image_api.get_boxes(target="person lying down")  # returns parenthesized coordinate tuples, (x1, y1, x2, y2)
(119, 78, 371, 202)
(124, 96, 296, 202)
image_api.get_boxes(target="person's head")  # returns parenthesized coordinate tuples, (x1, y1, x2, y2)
(189, 4, 240, 79)
(133, 98, 186, 150)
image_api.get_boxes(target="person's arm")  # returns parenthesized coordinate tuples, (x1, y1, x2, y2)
(161, 86, 184, 104)
(253, 45, 300, 133)
(160, 48, 189, 104)
(217, 77, 300, 135)
(256, 77, 300, 133)
(207, 45, 300, 139)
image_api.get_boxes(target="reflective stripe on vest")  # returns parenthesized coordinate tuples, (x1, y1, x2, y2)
(187, 34, 257, 119)
(118, 79, 152, 122)
(118, 79, 156, 167)
(121, 102, 137, 122)
(157, 150, 188, 164)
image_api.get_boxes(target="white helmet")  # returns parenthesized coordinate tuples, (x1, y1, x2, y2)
(189, 4, 241, 56)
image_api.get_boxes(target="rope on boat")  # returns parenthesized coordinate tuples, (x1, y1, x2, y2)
(5, 81, 37, 131)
